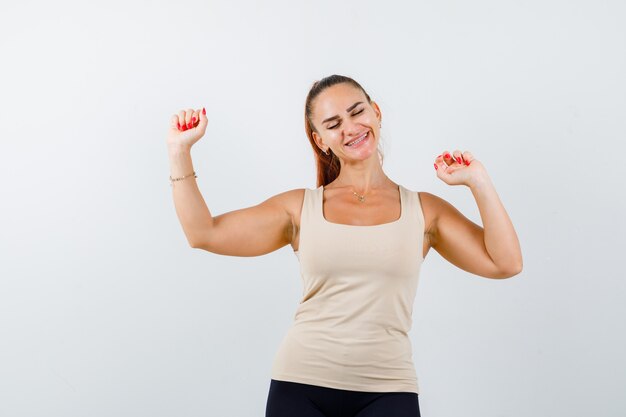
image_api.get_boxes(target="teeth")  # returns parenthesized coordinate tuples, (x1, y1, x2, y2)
(346, 132, 368, 146)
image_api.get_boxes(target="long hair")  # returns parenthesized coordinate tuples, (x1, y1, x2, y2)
(304, 75, 385, 187)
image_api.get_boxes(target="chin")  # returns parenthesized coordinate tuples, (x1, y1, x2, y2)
(343, 146, 378, 162)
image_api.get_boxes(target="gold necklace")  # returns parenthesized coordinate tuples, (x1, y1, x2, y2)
(352, 190, 366, 202)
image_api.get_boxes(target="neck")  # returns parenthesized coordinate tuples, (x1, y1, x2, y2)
(332, 156, 391, 194)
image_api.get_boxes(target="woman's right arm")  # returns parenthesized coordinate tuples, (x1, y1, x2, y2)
(167, 107, 294, 257)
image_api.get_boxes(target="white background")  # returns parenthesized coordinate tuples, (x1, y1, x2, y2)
(1, 0, 625, 416)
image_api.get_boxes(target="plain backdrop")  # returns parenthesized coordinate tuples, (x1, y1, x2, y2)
(1, 1, 625, 416)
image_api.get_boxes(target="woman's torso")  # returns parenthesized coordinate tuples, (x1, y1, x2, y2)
(271, 182, 429, 393)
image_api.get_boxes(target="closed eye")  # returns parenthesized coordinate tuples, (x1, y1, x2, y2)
(328, 109, 365, 129)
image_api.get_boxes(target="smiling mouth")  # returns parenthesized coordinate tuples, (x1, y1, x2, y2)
(345, 131, 369, 147)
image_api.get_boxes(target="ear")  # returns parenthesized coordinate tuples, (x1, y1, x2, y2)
(312, 130, 325, 151)
(370, 101, 382, 123)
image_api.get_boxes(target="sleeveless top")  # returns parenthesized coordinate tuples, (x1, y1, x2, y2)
(270, 184, 425, 394)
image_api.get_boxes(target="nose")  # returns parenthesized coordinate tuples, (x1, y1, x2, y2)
(342, 118, 362, 137)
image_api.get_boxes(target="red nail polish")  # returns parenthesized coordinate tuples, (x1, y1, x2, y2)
(182, 124, 187, 131)
(202, 107, 206, 115)
(192, 117, 196, 124)
(187, 122, 192, 129)
(444, 153, 450, 159)
(434, 163, 438, 170)
(464, 160, 470, 165)
(177, 122, 180, 130)
(456, 157, 462, 164)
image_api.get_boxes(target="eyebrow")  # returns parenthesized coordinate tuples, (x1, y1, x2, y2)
(322, 101, 364, 124)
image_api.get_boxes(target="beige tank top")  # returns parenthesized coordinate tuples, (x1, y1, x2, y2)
(270, 184, 425, 393)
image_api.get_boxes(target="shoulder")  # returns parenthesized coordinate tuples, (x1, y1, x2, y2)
(419, 191, 463, 235)
(414, 191, 457, 236)
(416, 191, 457, 216)
(263, 187, 307, 222)
(417, 191, 447, 210)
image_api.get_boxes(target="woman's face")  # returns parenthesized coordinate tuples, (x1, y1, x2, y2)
(311, 83, 382, 163)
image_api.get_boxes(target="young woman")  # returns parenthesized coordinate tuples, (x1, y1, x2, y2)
(166, 75, 522, 417)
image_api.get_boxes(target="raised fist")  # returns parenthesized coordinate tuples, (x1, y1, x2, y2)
(166, 107, 208, 150)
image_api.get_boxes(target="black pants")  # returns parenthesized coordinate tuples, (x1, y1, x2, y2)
(265, 379, 421, 417)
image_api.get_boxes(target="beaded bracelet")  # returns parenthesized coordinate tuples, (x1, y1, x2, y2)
(169, 171, 197, 186)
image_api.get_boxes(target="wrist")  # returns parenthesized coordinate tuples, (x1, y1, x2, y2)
(167, 143, 192, 154)
(467, 172, 492, 190)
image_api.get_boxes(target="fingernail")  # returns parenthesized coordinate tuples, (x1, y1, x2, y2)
(202, 107, 206, 115)
(456, 156, 462, 164)
(192, 117, 196, 124)
(444, 153, 450, 159)
(177, 122, 180, 130)
(187, 122, 192, 129)
(464, 160, 470, 165)
(434, 163, 438, 170)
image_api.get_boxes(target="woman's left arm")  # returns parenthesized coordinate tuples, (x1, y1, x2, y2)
(428, 150, 523, 279)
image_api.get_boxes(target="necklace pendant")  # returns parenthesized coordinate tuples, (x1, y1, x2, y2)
(352, 190, 366, 202)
